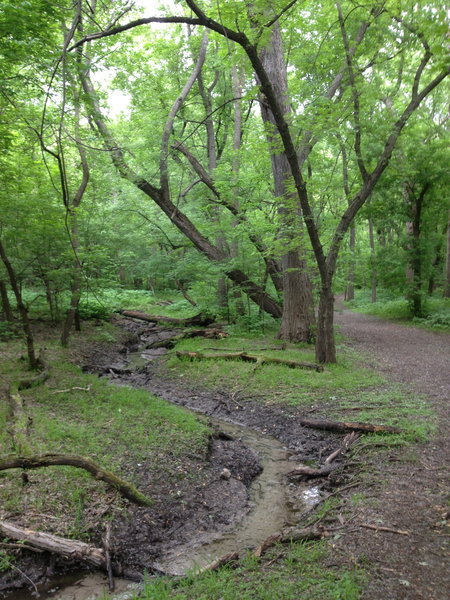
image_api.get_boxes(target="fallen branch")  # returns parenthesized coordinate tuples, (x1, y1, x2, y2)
(0, 454, 152, 507)
(359, 523, 410, 535)
(286, 464, 337, 480)
(176, 351, 324, 372)
(196, 551, 239, 573)
(324, 431, 360, 464)
(253, 526, 324, 557)
(120, 310, 214, 327)
(0, 520, 106, 569)
(298, 417, 402, 434)
(52, 385, 91, 394)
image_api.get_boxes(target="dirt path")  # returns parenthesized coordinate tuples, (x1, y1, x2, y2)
(334, 306, 450, 600)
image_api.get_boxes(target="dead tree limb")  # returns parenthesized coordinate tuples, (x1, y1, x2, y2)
(298, 417, 402, 434)
(0, 521, 106, 569)
(286, 465, 338, 480)
(0, 454, 152, 507)
(120, 310, 214, 326)
(176, 350, 323, 372)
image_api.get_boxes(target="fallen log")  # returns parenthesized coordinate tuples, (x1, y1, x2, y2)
(0, 520, 106, 569)
(286, 465, 337, 480)
(176, 351, 323, 372)
(120, 310, 214, 327)
(0, 454, 152, 507)
(297, 417, 402, 434)
(146, 328, 227, 350)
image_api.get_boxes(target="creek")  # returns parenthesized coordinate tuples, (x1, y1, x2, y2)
(3, 325, 324, 600)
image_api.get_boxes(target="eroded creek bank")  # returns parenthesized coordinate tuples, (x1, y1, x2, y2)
(2, 317, 343, 599)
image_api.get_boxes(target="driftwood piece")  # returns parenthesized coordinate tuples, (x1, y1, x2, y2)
(120, 310, 214, 327)
(286, 465, 337, 480)
(0, 454, 152, 507)
(0, 521, 106, 569)
(176, 351, 323, 372)
(298, 417, 402, 434)
(196, 551, 239, 574)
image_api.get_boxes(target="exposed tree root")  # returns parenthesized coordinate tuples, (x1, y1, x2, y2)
(0, 454, 152, 507)
(176, 350, 324, 372)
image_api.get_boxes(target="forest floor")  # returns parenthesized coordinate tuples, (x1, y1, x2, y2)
(0, 304, 449, 599)
(95, 306, 450, 599)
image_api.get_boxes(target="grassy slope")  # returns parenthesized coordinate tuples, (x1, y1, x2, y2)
(0, 325, 210, 540)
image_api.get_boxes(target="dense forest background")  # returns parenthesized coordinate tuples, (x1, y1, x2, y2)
(1, 0, 449, 363)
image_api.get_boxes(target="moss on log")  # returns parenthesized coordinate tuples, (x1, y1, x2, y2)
(0, 453, 152, 507)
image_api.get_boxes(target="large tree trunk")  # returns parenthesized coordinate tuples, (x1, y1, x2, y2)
(259, 24, 315, 342)
(0, 279, 14, 321)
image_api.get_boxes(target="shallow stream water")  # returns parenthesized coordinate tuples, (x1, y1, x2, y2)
(4, 337, 323, 600)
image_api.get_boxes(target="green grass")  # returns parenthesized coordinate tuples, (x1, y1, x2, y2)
(118, 542, 364, 600)
(170, 335, 384, 406)
(346, 290, 450, 331)
(0, 326, 210, 534)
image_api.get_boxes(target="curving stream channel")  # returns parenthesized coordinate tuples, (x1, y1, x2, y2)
(3, 327, 323, 600)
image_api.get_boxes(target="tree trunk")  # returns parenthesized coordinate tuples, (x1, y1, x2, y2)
(0, 239, 38, 368)
(315, 285, 336, 364)
(278, 250, 315, 343)
(404, 182, 428, 317)
(368, 219, 377, 302)
(444, 208, 450, 298)
(345, 225, 356, 301)
(259, 24, 315, 342)
(0, 279, 13, 321)
(61, 211, 82, 347)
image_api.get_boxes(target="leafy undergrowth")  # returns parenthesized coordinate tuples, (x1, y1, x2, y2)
(346, 290, 450, 331)
(0, 327, 210, 539)
(168, 333, 435, 445)
(122, 542, 364, 600)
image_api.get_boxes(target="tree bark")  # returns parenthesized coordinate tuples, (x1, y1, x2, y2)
(259, 23, 315, 342)
(0, 521, 107, 570)
(315, 285, 336, 364)
(0, 279, 14, 321)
